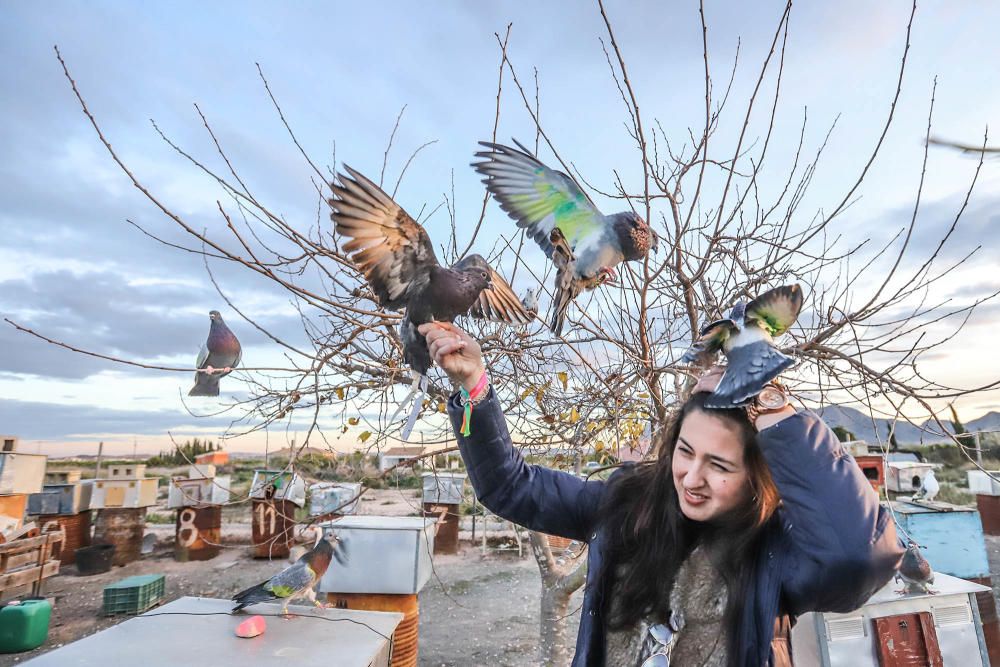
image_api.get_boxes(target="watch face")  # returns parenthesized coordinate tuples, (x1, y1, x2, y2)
(757, 385, 787, 410)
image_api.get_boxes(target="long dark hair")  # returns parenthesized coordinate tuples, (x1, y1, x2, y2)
(599, 392, 781, 662)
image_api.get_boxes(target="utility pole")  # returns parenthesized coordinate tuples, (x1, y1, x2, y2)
(95, 441, 104, 479)
(977, 431, 984, 467)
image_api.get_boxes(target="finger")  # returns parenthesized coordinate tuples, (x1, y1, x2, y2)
(434, 321, 462, 335)
(418, 322, 448, 336)
(434, 341, 466, 360)
(429, 335, 461, 361)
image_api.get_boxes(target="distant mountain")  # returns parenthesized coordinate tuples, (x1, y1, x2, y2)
(813, 405, 997, 445)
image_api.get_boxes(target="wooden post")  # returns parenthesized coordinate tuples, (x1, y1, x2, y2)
(95, 441, 104, 479)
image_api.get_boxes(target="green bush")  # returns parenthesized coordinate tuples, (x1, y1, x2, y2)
(935, 484, 974, 507)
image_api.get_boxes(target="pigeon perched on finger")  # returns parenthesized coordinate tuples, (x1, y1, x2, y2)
(895, 541, 935, 595)
(681, 285, 803, 409)
(473, 140, 659, 335)
(189, 310, 242, 397)
(329, 165, 531, 437)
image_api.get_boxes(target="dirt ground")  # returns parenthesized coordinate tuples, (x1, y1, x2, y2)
(7, 487, 1000, 666)
(0, 488, 578, 666)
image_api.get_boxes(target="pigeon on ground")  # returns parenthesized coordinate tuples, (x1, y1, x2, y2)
(472, 141, 659, 335)
(189, 310, 242, 397)
(329, 166, 532, 436)
(681, 285, 803, 409)
(915, 470, 940, 502)
(232, 532, 347, 616)
(895, 541, 935, 595)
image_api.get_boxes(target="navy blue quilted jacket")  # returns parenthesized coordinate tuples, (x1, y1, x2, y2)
(448, 389, 903, 666)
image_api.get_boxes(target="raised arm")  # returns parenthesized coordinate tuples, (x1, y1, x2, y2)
(421, 321, 604, 542)
(446, 387, 604, 542)
(758, 411, 903, 614)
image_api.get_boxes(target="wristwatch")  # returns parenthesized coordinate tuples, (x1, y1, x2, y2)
(745, 382, 791, 424)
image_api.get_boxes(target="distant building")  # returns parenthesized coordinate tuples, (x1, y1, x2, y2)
(378, 446, 426, 472)
(195, 451, 230, 466)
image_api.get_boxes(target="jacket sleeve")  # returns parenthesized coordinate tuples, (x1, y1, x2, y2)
(446, 387, 605, 543)
(759, 410, 904, 615)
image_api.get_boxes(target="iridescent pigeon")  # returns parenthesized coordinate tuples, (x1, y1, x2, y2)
(682, 284, 803, 409)
(232, 532, 347, 615)
(472, 141, 659, 335)
(895, 541, 935, 595)
(189, 310, 242, 397)
(329, 166, 532, 436)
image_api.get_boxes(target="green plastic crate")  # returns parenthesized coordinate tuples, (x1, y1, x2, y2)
(102, 574, 166, 616)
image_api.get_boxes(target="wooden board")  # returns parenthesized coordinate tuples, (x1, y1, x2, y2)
(0, 560, 58, 589)
(874, 611, 943, 667)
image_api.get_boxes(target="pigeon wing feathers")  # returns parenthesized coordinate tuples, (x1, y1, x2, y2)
(330, 165, 440, 311)
(192, 342, 211, 387)
(705, 341, 796, 408)
(195, 342, 210, 370)
(473, 141, 605, 260)
(266, 561, 316, 598)
(467, 269, 534, 325)
(745, 284, 803, 337)
(681, 320, 735, 365)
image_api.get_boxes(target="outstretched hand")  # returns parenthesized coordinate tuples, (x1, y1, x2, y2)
(418, 322, 486, 392)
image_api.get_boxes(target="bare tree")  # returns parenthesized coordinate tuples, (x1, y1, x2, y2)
(15, 1, 1000, 662)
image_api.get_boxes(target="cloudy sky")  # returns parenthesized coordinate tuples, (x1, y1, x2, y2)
(2, 2, 998, 456)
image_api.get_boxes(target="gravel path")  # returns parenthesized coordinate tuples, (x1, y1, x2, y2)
(0, 488, 583, 666)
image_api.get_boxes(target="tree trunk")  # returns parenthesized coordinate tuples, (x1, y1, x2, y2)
(529, 530, 589, 667)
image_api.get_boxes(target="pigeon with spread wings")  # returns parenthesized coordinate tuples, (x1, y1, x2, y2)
(682, 284, 803, 409)
(329, 166, 532, 436)
(472, 141, 658, 335)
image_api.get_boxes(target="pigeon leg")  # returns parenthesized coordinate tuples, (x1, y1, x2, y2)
(596, 267, 618, 286)
(401, 374, 428, 440)
(306, 588, 323, 609)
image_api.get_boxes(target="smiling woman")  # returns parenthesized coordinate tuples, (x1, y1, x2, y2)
(423, 320, 904, 667)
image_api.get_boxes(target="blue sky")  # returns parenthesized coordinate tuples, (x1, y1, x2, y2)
(1, 2, 998, 456)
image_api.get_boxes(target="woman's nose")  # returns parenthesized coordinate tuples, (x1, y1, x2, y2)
(684, 462, 706, 488)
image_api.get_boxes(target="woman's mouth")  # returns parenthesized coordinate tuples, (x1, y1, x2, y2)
(684, 488, 709, 506)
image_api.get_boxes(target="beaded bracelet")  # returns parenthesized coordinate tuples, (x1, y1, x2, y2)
(458, 371, 490, 436)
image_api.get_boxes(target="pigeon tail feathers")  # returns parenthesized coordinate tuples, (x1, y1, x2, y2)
(232, 581, 275, 613)
(189, 375, 221, 397)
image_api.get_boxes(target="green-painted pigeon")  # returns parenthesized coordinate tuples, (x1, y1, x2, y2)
(189, 310, 241, 397)
(232, 533, 347, 615)
(682, 284, 803, 409)
(472, 140, 659, 335)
